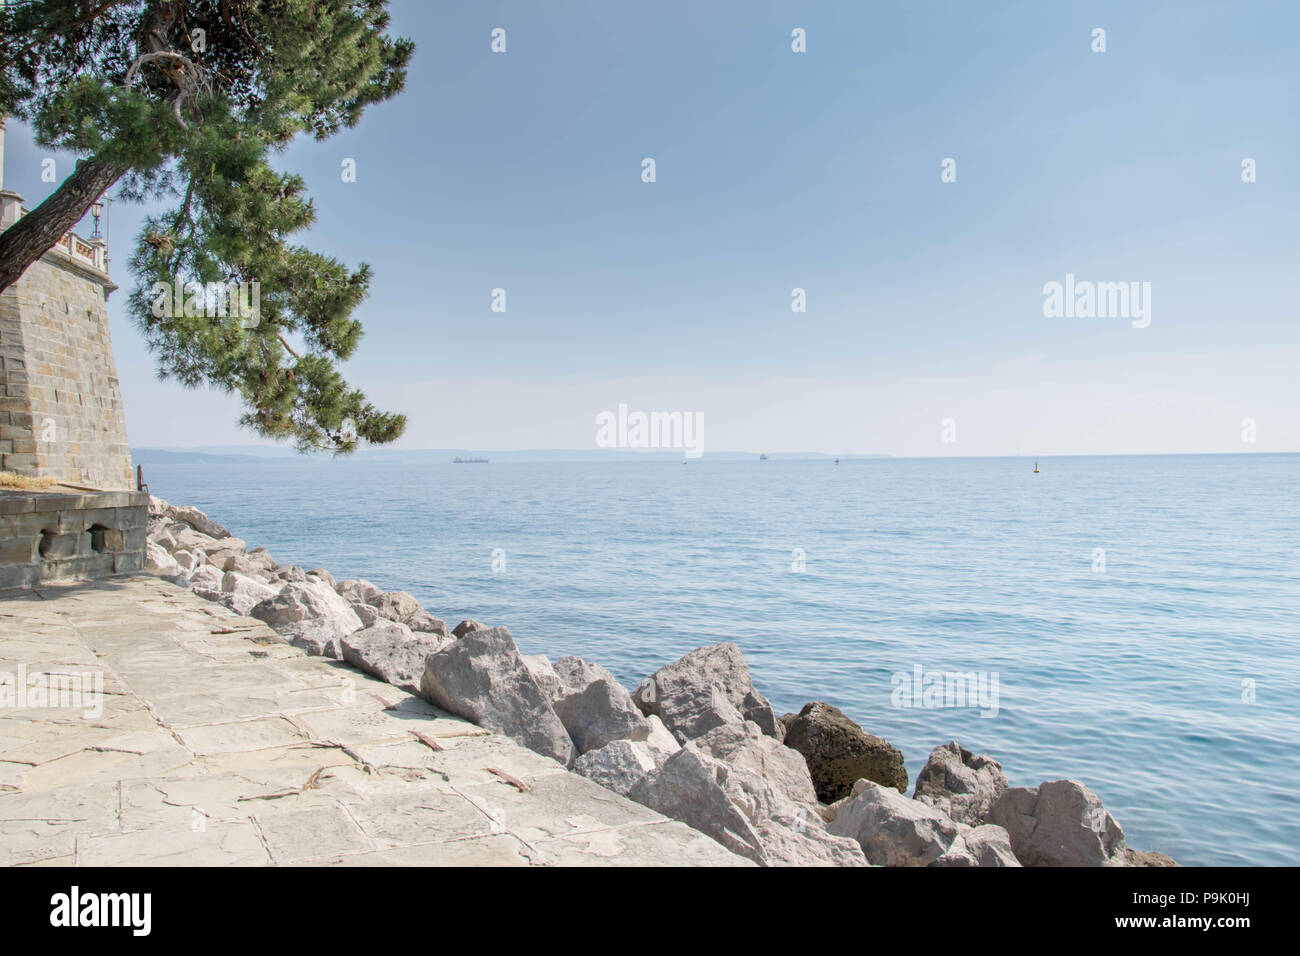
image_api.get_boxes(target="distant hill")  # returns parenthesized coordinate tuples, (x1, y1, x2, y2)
(133, 446, 892, 463)
(132, 448, 271, 465)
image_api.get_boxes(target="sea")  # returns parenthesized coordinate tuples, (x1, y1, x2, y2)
(141, 453, 1300, 866)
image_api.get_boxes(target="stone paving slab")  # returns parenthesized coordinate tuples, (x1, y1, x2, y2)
(0, 575, 750, 867)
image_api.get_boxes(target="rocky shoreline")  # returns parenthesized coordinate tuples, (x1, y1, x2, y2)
(143, 496, 1178, 868)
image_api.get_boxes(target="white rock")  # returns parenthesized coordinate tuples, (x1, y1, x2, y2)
(628, 745, 867, 867)
(145, 541, 181, 576)
(219, 571, 279, 616)
(988, 780, 1127, 867)
(693, 719, 818, 806)
(189, 564, 224, 591)
(551, 656, 650, 754)
(933, 824, 1022, 867)
(419, 626, 576, 767)
(826, 779, 961, 866)
(341, 621, 448, 694)
(632, 642, 782, 742)
(521, 654, 563, 700)
(913, 740, 1009, 826)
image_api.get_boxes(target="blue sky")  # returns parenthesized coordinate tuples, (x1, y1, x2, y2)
(5, 0, 1298, 455)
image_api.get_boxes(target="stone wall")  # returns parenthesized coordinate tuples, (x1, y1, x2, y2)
(0, 247, 133, 491)
(0, 489, 147, 590)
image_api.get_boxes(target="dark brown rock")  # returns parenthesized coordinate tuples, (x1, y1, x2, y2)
(782, 701, 907, 802)
(453, 619, 486, 639)
(1124, 848, 1180, 867)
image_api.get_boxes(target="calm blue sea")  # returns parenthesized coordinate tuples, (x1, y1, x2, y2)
(143, 454, 1299, 866)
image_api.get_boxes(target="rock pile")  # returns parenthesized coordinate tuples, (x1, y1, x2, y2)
(144, 496, 1178, 868)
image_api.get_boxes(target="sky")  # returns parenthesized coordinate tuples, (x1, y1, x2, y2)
(4, 0, 1298, 456)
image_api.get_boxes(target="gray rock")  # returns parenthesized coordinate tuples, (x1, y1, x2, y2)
(694, 719, 818, 806)
(988, 780, 1127, 867)
(145, 541, 181, 576)
(149, 497, 231, 539)
(335, 578, 384, 606)
(572, 714, 682, 798)
(419, 626, 576, 767)
(341, 621, 448, 694)
(189, 564, 224, 591)
(632, 642, 782, 742)
(277, 620, 346, 659)
(306, 567, 335, 587)
(369, 591, 449, 638)
(218, 571, 279, 616)
(452, 619, 486, 639)
(629, 746, 867, 867)
(826, 778, 961, 866)
(245, 547, 279, 573)
(933, 824, 1022, 867)
(352, 603, 380, 627)
(783, 701, 908, 801)
(275, 565, 307, 583)
(521, 654, 563, 701)
(549, 656, 650, 754)
(914, 740, 1008, 825)
(197, 535, 246, 567)
(573, 739, 661, 797)
(171, 548, 203, 573)
(250, 580, 363, 653)
(644, 715, 681, 760)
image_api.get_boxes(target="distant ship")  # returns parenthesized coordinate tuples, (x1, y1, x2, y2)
(453, 457, 489, 463)
(759, 453, 768, 460)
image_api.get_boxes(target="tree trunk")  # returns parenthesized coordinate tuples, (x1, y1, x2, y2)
(0, 154, 130, 293)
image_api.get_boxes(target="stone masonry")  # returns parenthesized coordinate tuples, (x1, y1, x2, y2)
(0, 223, 132, 491)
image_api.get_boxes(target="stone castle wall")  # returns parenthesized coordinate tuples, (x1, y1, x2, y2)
(0, 248, 133, 490)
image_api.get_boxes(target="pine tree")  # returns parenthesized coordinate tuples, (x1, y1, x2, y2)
(0, 0, 412, 451)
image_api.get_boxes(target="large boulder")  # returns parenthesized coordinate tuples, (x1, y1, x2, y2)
(628, 746, 867, 867)
(250, 580, 363, 658)
(521, 654, 564, 700)
(693, 720, 818, 806)
(374, 591, 449, 637)
(826, 779, 960, 866)
(189, 563, 224, 591)
(550, 656, 650, 754)
(932, 824, 1022, 867)
(573, 740, 660, 797)
(335, 578, 385, 606)
(352, 603, 380, 627)
(306, 567, 335, 588)
(219, 571, 279, 616)
(145, 541, 181, 576)
(197, 535, 246, 568)
(171, 548, 204, 573)
(988, 780, 1127, 867)
(913, 741, 1008, 825)
(783, 701, 907, 801)
(149, 497, 231, 539)
(341, 621, 448, 694)
(419, 626, 576, 767)
(631, 642, 782, 742)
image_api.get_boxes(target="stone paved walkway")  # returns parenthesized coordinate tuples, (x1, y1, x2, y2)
(0, 575, 749, 866)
